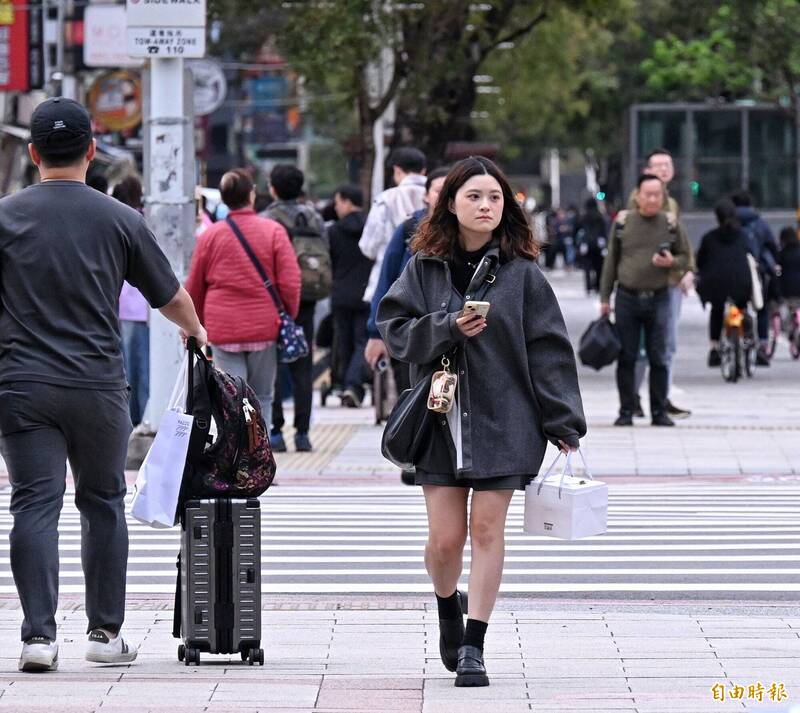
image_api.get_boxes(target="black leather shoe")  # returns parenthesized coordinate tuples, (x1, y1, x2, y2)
(614, 413, 633, 427)
(455, 644, 489, 687)
(438, 590, 467, 672)
(652, 413, 675, 427)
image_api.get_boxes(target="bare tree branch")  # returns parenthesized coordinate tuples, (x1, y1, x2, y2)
(483, 1, 549, 56)
(368, 48, 407, 120)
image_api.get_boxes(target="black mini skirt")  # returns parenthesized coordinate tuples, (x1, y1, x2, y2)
(414, 470, 532, 492)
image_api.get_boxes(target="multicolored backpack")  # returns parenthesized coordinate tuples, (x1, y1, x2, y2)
(178, 344, 276, 508)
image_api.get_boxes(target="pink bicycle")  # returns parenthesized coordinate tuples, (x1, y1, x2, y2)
(768, 302, 800, 359)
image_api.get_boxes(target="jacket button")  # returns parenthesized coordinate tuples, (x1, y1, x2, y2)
(465, 295, 471, 300)
(463, 412, 468, 418)
(460, 370, 464, 375)
(441, 302, 447, 308)
(440, 419, 446, 425)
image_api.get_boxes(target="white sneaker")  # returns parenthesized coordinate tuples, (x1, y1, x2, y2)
(19, 636, 58, 672)
(85, 629, 138, 664)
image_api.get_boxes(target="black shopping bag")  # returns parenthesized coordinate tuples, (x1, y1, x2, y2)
(578, 316, 621, 370)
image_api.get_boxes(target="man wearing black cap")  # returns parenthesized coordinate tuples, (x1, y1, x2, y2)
(0, 98, 207, 672)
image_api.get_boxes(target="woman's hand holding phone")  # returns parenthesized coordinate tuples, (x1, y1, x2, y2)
(456, 312, 486, 337)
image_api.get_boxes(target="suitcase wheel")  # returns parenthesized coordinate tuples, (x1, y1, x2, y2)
(177, 644, 185, 662)
(184, 647, 200, 666)
(246, 648, 264, 666)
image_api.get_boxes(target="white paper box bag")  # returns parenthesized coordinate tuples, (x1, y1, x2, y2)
(524, 451, 607, 540)
(130, 357, 193, 528)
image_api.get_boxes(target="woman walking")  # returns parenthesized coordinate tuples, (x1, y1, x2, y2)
(377, 156, 586, 687)
(185, 169, 301, 417)
(696, 199, 753, 367)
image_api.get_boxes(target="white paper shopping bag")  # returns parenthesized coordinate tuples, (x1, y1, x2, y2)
(130, 357, 192, 528)
(524, 450, 607, 540)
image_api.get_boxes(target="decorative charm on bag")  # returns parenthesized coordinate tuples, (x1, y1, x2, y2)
(428, 356, 458, 413)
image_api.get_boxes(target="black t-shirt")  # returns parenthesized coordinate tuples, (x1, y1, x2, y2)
(0, 180, 179, 389)
(450, 242, 492, 296)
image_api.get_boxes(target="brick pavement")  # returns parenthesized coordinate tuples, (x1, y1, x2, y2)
(0, 600, 796, 712)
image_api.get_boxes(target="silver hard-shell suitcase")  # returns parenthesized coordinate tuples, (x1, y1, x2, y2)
(173, 498, 263, 666)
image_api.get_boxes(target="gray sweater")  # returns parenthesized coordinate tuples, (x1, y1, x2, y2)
(377, 249, 586, 481)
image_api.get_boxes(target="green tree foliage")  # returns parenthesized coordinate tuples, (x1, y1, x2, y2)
(641, 1, 800, 117)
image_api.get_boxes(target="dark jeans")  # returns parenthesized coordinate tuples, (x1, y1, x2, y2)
(583, 249, 604, 293)
(332, 305, 370, 398)
(709, 299, 749, 342)
(120, 320, 149, 426)
(272, 300, 315, 435)
(615, 287, 671, 417)
(0, 382, 131, 641)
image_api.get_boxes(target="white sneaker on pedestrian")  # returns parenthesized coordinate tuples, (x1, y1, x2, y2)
(19, 636, 58, 672)
(85, 629, 138, 664)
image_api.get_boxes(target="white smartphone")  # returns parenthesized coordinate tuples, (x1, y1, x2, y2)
(462, 300, 491, 318)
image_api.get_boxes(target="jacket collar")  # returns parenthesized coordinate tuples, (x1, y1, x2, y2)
(399, 174, 426, 188)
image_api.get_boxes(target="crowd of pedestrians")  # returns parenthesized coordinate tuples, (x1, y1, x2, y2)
(2, 96, 800, 690)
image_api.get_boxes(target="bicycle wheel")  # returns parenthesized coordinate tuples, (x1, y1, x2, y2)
(720, 335, 738, 383)
(767, 314, 781, 358)
(744, 336, 756, 378)
(791, 330, 800, 360)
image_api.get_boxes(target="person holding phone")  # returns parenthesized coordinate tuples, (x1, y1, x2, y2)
(377, 156, 586, 688)
(599, 173, 692, 427)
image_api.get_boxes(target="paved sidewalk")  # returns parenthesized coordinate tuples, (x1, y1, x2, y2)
(0, 600, 796, 712)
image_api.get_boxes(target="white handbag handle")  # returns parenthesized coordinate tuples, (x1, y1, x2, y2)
(534, 448, 593, 498)
(166, 354, 190, 412)
(535, 450, 572, 496)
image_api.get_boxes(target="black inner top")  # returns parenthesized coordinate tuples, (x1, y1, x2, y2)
(450, 241, 492, 296)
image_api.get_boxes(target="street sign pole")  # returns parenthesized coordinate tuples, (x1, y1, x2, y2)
(142, 57, 196, 429)
(126, 0, 205, 431)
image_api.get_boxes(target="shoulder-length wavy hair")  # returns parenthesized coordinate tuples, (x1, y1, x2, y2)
(411, 156, 539, 261)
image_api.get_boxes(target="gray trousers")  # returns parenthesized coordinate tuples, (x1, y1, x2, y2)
(0, 382, 131, 641)
(213, 343, 278, 419)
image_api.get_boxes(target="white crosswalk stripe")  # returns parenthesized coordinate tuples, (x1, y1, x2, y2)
(0, 483, 796, 595)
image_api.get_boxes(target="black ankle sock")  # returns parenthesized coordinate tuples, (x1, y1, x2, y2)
(462, 618, 488, 650)
(435, 590, 462, 620)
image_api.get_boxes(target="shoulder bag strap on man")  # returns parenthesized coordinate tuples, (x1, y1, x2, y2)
(226, 216, 288, 316)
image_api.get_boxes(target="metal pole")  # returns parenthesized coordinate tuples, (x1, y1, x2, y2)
(142, 58, 196, 429)
(54, 0, 64, 95)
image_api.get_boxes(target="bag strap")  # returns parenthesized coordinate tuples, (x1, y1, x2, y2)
(226, 216, 288, 316)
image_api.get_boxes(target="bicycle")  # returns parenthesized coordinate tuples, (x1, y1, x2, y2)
(719, 303, 756, 383)
(766, 300, 800, 360)
(787, 301, 800, 360)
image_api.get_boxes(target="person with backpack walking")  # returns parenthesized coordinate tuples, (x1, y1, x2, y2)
(364, 166, 451, 390)
(378, 156, 586, 687)
(732, 191, 780, 365)
(185, 169, 302, 422)
(599, 174, 692, 427)
(329, 184, 372, 407)
(0, 98, 207, 671)
(262, 164, 330, 452)
(359, 147, 427, 306)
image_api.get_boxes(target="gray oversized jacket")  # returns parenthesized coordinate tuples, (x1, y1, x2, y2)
(377, 246, 586, 481)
